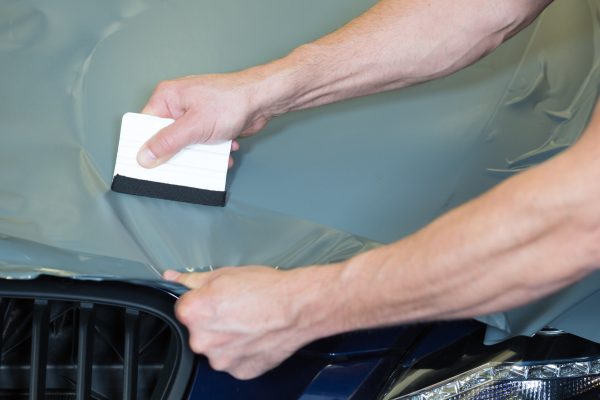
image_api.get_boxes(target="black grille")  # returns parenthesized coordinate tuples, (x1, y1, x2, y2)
(0, 277, 195, 399)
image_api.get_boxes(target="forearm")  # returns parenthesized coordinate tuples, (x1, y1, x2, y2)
(294, 106, 600, 338)
(139, 0, 552, 164)
(254, 0, 552, 115)
(166, 112, 600, 381)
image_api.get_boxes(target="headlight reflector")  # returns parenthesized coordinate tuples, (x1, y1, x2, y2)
(380, 325, 600, 400)
(398, 358, 600, 399)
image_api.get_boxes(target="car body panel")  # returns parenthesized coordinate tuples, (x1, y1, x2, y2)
(1, 0, 600, 372)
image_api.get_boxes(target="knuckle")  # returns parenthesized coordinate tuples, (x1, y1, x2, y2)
(174, 295, 194, 323)
(230, 365, 258, 381)
(192, 128, 212, 144)
(155, 80, 175, 93)
(188, 335, 208, 354)
(150, 131, 177, 154)
(183, 272, 203, 287)
(208, 355, 234, 372)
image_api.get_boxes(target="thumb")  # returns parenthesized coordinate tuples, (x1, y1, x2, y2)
(137, 114, 202, 168)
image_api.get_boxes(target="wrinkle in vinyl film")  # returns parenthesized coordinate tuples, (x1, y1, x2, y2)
(484, 0, 600, 175)
(0, 5, 46, 51)
(1, 0, 600, 348)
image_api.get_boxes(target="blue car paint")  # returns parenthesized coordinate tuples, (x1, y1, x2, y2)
(114, 277, 483, 399)
(186, 320, 482, 399)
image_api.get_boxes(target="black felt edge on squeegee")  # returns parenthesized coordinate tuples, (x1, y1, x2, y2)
(111, 174, 226, 207)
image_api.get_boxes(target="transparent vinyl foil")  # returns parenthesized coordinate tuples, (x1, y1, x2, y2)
(1, 0, 600, 344)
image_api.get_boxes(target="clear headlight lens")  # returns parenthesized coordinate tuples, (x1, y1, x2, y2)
(398, 357, 600, 399)
(380, 324, 600, 400)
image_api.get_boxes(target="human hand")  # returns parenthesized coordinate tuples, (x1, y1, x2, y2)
(137, 72, 273, 168)
(163, 265, 341, 380)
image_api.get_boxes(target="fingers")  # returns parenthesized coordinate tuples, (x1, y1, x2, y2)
(163, 269, 211, 289)
(141, 101, 168, 118)
(137, 114, 200, 168)
(199, 340, 284, 380)
(141, 81, 178, 118)
(229, 357, 280, 380)
(206, 349, 288, 380)
(209, 355, 265, 380)
(165, 265, 298, 380)
(163, 270, 181, 281)
(138, 76, 251, 168)
(228, 140, 240, 169)
(137, 116, 241, 169)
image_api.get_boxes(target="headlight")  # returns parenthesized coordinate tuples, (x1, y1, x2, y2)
(395, 357, 600, 399)
(380, 326, 600, 400)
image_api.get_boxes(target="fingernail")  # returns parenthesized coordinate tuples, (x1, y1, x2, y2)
(137, 145, 159, 168)
(163, 270, 182, 281)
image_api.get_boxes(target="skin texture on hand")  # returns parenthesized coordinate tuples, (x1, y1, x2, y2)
(166, 101, 600, 380)
(138, 0, 553, 168)
(333, 103, 600, 330)
(137, 72, 272, 168)
(163, 265, 341, 380)
(151, 0, 561, 380)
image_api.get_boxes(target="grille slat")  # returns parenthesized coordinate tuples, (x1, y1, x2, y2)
(0, 299, 6, 366)
(123, 308, 140, 400)
(29, 299, 50, 400)
(76, 303, 95, 400)
(0, 277, 195, 400)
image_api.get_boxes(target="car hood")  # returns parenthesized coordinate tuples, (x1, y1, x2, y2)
(1, 0, 600, 345)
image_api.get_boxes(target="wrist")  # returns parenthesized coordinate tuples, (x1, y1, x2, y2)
(286, 263, 349, 344)
(244, 45, 325, 119)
